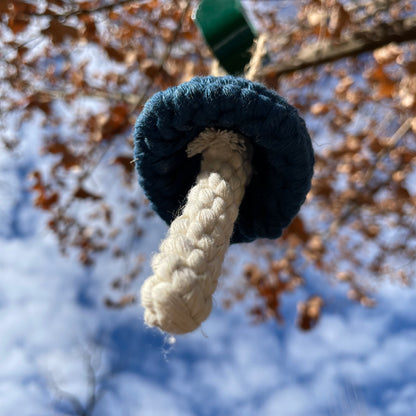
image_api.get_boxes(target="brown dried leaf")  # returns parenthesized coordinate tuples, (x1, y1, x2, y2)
(45, 141, 80, 170)
(108, 10, 120, 20)
(396, 184, 410, 200)
(79, 251, 94, 266)
(104, 294, 136, 309)
(8, 15, 30, 34)
(47, 0, 66, 7)
(30, 171, 60, 210)
(140, 0, 159, 12)
(74, 187, 101, 200)
(311, 102, 330, 115)
(111, 155, 134, 174)
(328, 4, 350, 38)
(335, 76, 354, 95)
(141, 59, 160, 78)
(81, 16, 99, 43)
(105, 45, 125, 62)
(366, 64, 390, 83)
(373, 44, 401, 65)
(102, 204, 112, 224)
(364, 224, 380, 238)
(312, 180, 333, 198)
(102, 105, 129, 139)
(182, 30, 196, 41)
(282, 216, 310, 244)
(336, 271, 352, 282)
(35, 191, 59, 210)
(0, 2, 9, 13)
(411, 118, 416, 135)
(27, 93, 52, 115)
(297, 295, 324, 331)
(244, 263, 264, 286)
(308, 235, 325, 253)
(377, 80, 395, 99)
(79, 1, 100, 10)
(10, 0, 37, 14)
(348, 288, 376, 307)
(42, 19, 79, 44)
(369, 136, 385, 153)
(405, 60, 416, 74)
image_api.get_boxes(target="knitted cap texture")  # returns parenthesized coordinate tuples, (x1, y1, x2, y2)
(134, 75, 314, 243)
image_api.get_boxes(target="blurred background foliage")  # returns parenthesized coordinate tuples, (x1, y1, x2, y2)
(1, 0, 416, 330)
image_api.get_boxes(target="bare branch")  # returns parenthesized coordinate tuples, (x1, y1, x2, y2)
(158, 0, 193, 64)
(329, 118, 413, 234)
(23, 88, 144, 106)
(49, 381, 86, 416)
(47, 345, 107, 416)
(261, 17, 416, 78)
(19, 0, 144, 19)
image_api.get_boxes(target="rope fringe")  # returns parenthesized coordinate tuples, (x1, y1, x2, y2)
(187, 128, 248, 157)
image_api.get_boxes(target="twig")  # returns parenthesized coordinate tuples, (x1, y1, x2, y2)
(329, 117, 413, 234)
(19, 0, 144, 19)
(361, 117, 412, 185)
(23, 87, 144, 106)
(50, 381, 86, 416)
(157, 0, 192, 70)
(344, 0, 399, 13)
(260, 16, 416, 79)
(47, 345, 106, 416)
(83, 349, 98, 416)
(129, 0, 191, 114)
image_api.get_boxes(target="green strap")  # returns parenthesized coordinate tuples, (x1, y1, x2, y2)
(194, 0, 256, 75)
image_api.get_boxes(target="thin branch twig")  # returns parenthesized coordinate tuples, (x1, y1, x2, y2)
(18, 0, 143, 19)
(261, 17, 416, 78)
(22, 88, 143, 106)
(329, 117, 413, 234)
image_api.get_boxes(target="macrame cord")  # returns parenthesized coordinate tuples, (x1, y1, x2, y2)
(137, 35, 312, 335)
(245, 34, 267, 82)
(141, 129, 252, 334)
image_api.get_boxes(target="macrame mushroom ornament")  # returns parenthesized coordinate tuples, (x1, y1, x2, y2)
(134, 75, 314, 335)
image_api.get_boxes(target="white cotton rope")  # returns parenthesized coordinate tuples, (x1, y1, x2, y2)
(140, 128, 252, 334)
(245, 33, 267, 82)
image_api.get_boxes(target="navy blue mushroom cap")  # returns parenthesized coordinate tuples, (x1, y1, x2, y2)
(134, 75, 314, 244)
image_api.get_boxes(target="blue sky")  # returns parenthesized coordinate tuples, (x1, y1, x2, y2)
(1, 105, 416, 416)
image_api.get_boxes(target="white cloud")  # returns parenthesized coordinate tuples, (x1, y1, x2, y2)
(2, 113, 416, 416)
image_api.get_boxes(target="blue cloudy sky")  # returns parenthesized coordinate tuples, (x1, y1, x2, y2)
(1, 99, 416, 416)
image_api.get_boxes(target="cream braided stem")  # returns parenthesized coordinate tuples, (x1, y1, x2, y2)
(141, 128, 252, 334)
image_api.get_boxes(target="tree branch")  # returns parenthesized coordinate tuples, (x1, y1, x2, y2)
(328, 117, 413, 235)
(20, 0, 143, 18)
(25, 88, 144, 105)
(260, 16, 416, 78)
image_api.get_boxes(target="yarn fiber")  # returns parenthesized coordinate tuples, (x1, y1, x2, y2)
(134, 76, 314, 243)
(141, 129, 252, 334)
